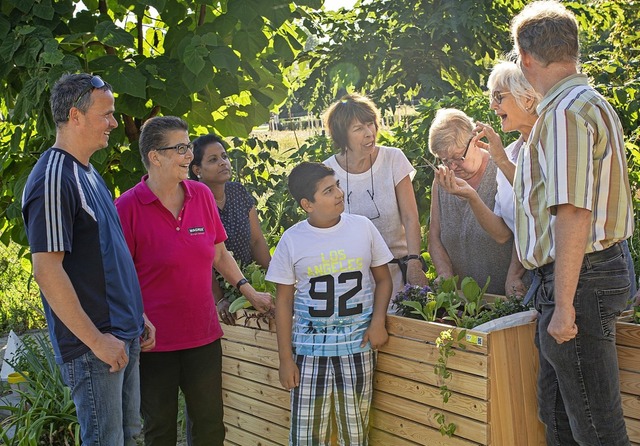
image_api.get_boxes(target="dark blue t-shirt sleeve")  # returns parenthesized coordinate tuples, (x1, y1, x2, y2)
(22, 153, 77, 254)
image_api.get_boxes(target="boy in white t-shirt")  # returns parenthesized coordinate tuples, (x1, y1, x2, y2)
(266, 162, 393, 445)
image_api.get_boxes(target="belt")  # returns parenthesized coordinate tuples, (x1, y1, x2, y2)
(522, 242, 623, 306)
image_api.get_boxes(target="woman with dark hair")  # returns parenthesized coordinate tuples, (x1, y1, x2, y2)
(189, 134, 270, 325)
(115, 116, 273, 446)
(323, 93, 427, 307)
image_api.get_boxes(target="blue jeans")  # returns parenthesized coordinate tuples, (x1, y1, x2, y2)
(533, 243, 630, 445)
(59, 337, 141, 446)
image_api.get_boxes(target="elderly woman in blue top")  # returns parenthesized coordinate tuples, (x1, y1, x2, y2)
(189, 133, 271, 325)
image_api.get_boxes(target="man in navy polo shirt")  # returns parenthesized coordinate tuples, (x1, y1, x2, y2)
(22, 73, 155, 445)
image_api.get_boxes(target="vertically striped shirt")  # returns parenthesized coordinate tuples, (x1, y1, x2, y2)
(514, 74, 633, 269)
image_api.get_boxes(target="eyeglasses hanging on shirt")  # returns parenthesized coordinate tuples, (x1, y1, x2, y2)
(345, 152, 380, 221)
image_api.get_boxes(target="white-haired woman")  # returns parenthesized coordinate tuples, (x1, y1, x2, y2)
(427, 108, 514, 295)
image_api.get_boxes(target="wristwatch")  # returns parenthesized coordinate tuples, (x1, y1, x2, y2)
(236, 277, 249, 289)
(404, 255, 421, 263)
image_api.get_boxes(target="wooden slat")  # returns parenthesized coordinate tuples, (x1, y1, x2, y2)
(374, 371, 487, 423)
(370, 409, 481, 446)
(372, 390, 488, 443)
(385, 315, 488, 354)
(380, 335, 488, 376)
(369, 427, 421, 446)
(620, 370, 640, 396)
(224, 423, 282, 446)
(222, 356, 281, 387)
(223, 389, 291, 429)
(616, 320, 640, 348)
(222, 324, 279, 350)
(623, 393, 640, 421)
(222, 341, 280, 369)
(488, 322, 545, 446)
(376, 350, 488, 399)
(618, 345, 640, 372)
(224, 406, 288, 445)
(627, 416, 640, 445)
(223, 373, 290, 411)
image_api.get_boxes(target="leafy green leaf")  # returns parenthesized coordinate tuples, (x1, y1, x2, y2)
(95, 20, 135, 48)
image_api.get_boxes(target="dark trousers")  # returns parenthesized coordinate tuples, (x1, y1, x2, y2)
(140, 339, 224, 446)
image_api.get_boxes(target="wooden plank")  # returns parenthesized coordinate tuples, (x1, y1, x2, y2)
(488, 322, 545, 446)
(618, 345, 640, 372)
(222, 341, 280, 369)
(623, 392, 640, 421)
(222, 356, 281, 388)
(223, 389, 291, 429)
(223, 373, 290, 411)
(374, 371, 487, 423)
(369, 427, 421, 445)
(222, 324, 279, 350)
(627, 416, 640, 445)
(616, 320, 640, 348)
(386, 315, 488, 354)
(380, 335, 488, 377)
(370, 409, 481, 446)
(376, 350, 488, 399)
(372, 390, 488, 443)
(620, 370, 640, 396)
(224, 406, 288, 445)
(225, 423, 282, 446)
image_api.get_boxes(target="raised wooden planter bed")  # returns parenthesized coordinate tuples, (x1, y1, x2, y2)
(220, 311, 546, 445)
(616, 312, 640, 445)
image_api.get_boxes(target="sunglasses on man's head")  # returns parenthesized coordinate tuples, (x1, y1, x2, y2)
(73, 75, 105, 107)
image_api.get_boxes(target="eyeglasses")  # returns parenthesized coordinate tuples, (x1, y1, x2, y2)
(73, 76, 105, 107)
(155, 142, 194, 155)
(439, 135, 474, 167)
(492, 90, 512, 105)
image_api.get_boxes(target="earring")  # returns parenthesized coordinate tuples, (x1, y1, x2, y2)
(197, 174, 202, 179)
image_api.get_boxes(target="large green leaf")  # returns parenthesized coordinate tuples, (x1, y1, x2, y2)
(95, 20, 135, 48)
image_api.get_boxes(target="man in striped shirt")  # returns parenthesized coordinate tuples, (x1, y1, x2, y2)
(21, 73, 154, 445)
(512, 1, 633, 445)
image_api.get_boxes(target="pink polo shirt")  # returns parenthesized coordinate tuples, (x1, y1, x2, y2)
(115, 176, 227, 352)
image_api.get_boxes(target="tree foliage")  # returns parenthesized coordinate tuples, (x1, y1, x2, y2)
(0, 0, 320, 246)
(295, 0, 525, 112)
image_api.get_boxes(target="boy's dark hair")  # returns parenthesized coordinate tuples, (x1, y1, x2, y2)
(288, 162, 335, 206)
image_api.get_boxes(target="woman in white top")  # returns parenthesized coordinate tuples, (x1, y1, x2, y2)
(323, 93, 427, 304)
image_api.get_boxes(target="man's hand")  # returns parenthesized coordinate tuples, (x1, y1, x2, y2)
(92, 333, 129, 372)
(547, 306, 578, 344)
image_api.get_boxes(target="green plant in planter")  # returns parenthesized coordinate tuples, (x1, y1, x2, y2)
(0, 333, 80, 445)
(227, 262, 276, 314)
(433, 328, 467, 437)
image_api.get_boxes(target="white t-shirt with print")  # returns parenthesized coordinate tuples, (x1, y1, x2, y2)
(266, 213, 393, 357)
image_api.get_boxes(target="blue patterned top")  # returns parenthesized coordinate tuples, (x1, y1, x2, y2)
(217, 181, 256, 266)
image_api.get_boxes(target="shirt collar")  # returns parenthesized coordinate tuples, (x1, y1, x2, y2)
(134, 174, 194, 205)
(536, 73, 589, 115)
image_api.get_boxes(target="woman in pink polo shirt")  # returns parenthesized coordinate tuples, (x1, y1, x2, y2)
(115, 116, 273, 446)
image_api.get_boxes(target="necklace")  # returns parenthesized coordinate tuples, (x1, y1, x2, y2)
(345, 151, 375, 214)
(215, 193, 226, 207)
